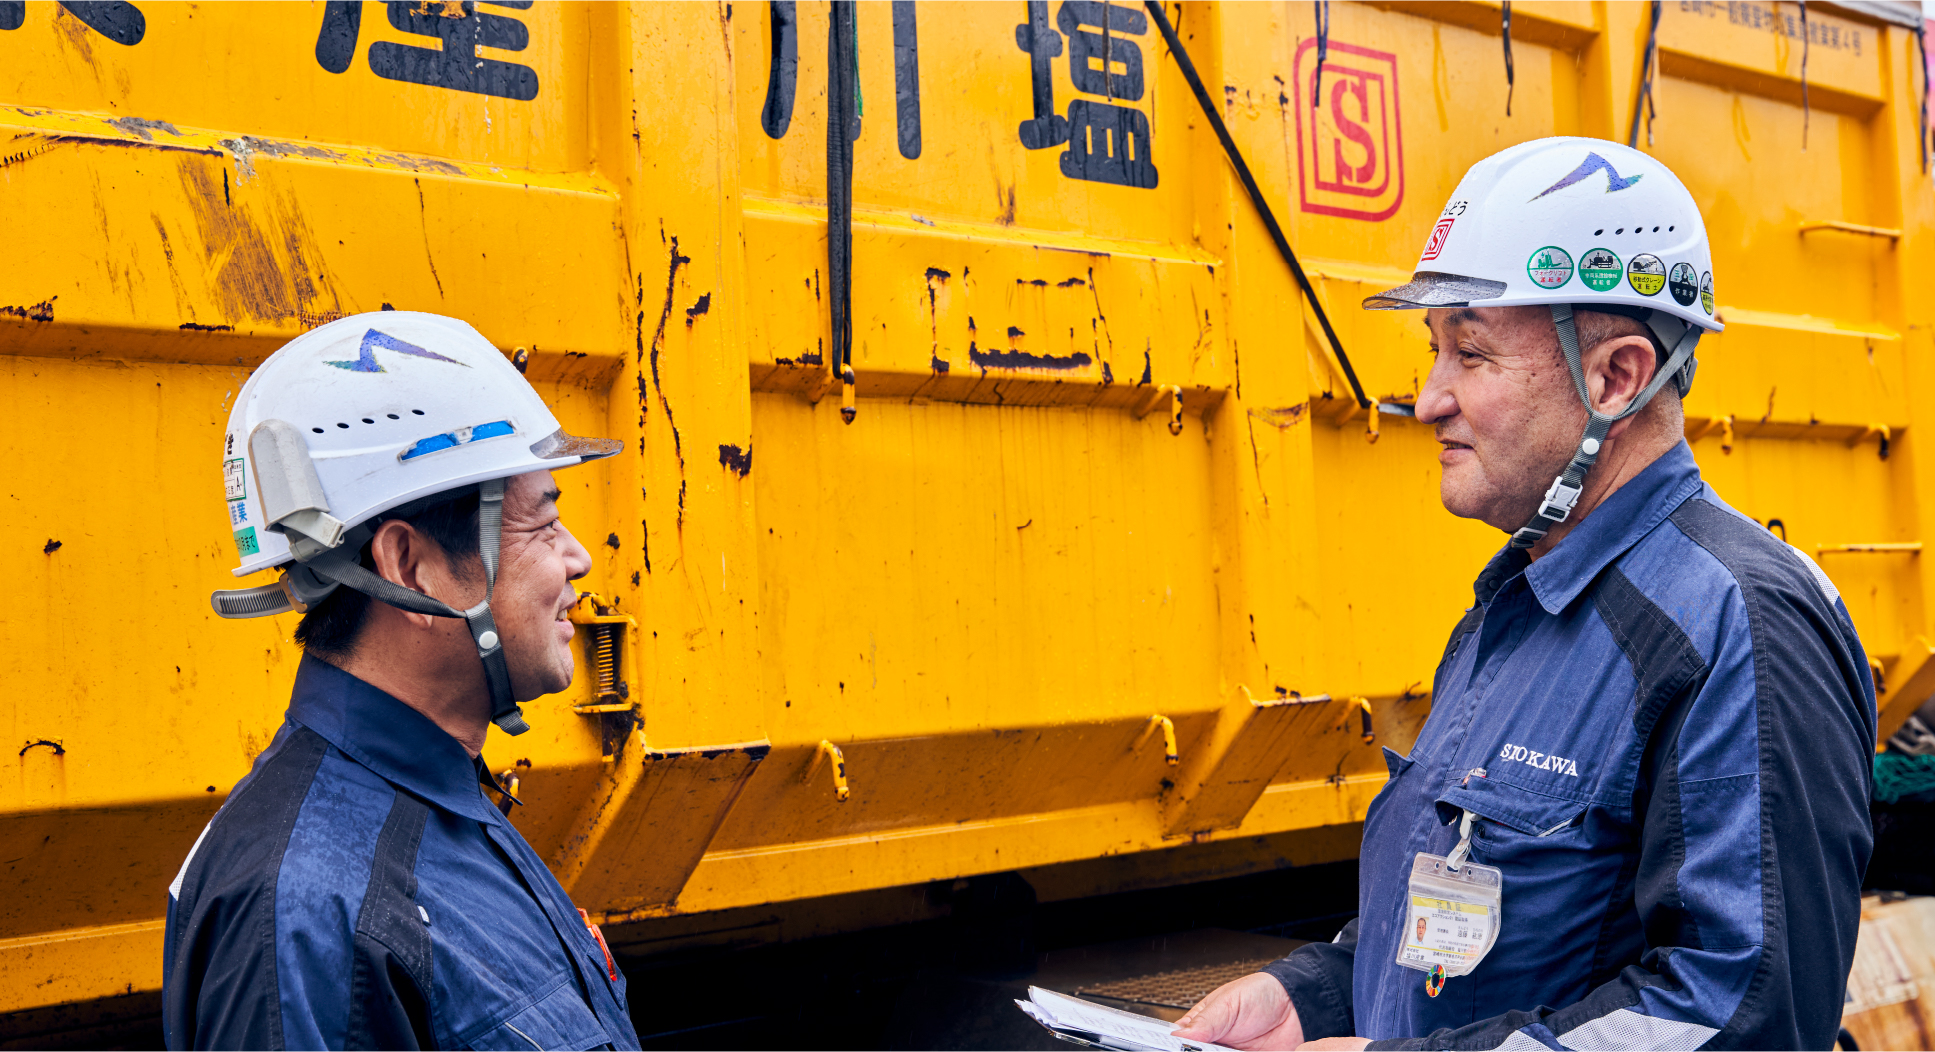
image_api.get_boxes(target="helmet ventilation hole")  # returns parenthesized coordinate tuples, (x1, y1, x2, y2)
(387, 413, 400, 420)
(336, 422, 350, 429)
(311, 427, 324, 434)
(1652, 226, 1660, 232)
(1594, 229, 1604, 236)
(1668, 225, 1675, 231)
(412, 409, 425, 416)
(361, 418, 375, 424)
(1615, 228, 1624, 234)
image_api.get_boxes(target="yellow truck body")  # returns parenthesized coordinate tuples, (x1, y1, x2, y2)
(1, 0, 1930, 1032)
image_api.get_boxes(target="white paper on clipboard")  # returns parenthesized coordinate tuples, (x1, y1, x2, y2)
(1013, 986, 1239, 1052)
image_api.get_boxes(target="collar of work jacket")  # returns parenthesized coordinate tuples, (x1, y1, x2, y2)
(1507, 440, 1706, 615)
(287, 655, 512, 823)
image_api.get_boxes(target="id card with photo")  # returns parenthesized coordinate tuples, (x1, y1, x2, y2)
(1396, 851, 1502, 977)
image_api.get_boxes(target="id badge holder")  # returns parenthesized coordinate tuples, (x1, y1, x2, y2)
(1395, 809, 1502, 996)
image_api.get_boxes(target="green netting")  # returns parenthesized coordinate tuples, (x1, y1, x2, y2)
(1874, 750, 1935, 804)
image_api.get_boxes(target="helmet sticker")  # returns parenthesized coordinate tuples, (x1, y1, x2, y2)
(1420, 217, 1455, 262)
(234, 527, 260, 558)
(223, 457, 250, 526)
(325, 328, 467, 373)
(1579, 248, 1622, 292)
(1700, 272, 1714, 315)
(1668, 263, 1699, 306)
(1530, 152, 1645, 201)
(223, 458, 247, 501)
(1526, 246, 1575, 289)
(1627, 254, 1666, 296)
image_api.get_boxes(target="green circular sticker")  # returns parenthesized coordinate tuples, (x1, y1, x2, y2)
(1700, 272, 1714, 315)
(1627, 253, 1666, 297)
(1579, 248, 1622, 292)
(1668, 262, 1699, 306)
(1527, 245, 1574, 289)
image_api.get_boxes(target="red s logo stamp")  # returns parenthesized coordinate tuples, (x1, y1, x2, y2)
(1292, 39, 1404, 221)
(1420, 217, 1454, 261)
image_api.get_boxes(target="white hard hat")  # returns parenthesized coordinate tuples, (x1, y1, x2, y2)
(218, 311, 615, 578)
(210, 311, 619, 734)
(1364, 138, 1716, 551)
(1365, 136, 1721, 336)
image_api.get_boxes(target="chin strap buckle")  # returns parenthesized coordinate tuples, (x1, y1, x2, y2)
(1536, 475, 1584, 524)
(1508, 525, 1547, 549)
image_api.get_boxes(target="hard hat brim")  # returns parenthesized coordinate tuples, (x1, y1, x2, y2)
(530, 428, 623, 462)
(1362, 271, 1509, 310)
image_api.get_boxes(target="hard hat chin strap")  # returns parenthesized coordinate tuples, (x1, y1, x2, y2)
(298, 478, 528, 735)
(1508, 305, 1701, 550)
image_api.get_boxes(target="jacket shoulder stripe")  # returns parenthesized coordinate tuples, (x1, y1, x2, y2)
(1591, 565, 1708, 740)
(164, 725, 332, 1052)
(346, 789, 435, 1048)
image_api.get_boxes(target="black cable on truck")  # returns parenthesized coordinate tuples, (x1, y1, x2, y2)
(1628, 0, 1661, 149)
(1143, 1, 1370, 410)
(827, 0, 859, 423)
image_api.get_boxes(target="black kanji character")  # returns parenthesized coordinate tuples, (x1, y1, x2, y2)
(315, 0, 539, 102)
(1058, 0, 1143, 100)
(1015, 0, 1068, 149)
(1061, 98, 1157, 187)
(369, 0, 538, 100)
(1, 2, 146, 42)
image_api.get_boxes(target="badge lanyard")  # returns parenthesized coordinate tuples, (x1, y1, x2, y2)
(1396, 808, 1503, 997)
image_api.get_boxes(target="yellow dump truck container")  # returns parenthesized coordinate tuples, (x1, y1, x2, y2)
(2, 0, 1930, 1035)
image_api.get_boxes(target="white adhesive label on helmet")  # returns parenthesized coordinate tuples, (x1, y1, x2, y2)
(1526, 246, 1574, 289)
(223, 458, 247, 501)
(224, 457, 251, 527)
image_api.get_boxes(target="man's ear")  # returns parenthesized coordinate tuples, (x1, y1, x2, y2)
(368, 520, 442, 631)
(1589, 335, 1660, 419)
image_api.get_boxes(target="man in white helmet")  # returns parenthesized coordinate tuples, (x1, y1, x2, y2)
(1174, 139, 1874, 1050)
(162, 313, 641, 1050)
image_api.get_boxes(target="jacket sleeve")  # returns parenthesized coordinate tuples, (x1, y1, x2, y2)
(1369, 530, 1876, 1051)
(1261, 918, 1359, 1042)
(162, 725, 431, 1052)
(164, 856, 433, 1051)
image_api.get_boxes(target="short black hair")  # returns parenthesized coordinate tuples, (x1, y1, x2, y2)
(292, 487, 482, 657)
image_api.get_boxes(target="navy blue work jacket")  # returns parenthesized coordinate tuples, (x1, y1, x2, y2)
(162, 655, 641, 1051)
(1267, 443, 1875, 1050)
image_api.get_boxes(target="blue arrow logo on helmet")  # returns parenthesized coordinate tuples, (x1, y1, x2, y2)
(325, 329, 466, 372)
(1531, 152, 1644, 201)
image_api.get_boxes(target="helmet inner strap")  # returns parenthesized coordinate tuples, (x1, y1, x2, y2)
(465, 479, 527, 736)
(296, 477, 529, 736)
(1509, 304, 1700, 550)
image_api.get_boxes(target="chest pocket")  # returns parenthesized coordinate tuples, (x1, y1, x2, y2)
(1437, 777, 1588, 865)
(461, 974, 612, 1052)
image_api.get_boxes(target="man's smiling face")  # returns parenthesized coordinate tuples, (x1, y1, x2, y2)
(493, 471, 593, 700)
(1413, 306, 1586, 532)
